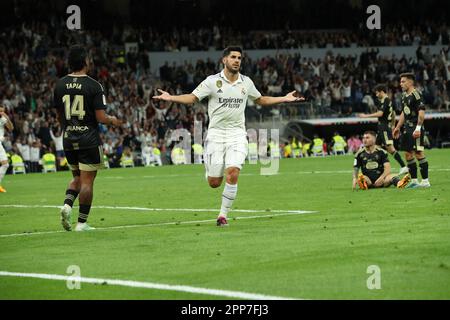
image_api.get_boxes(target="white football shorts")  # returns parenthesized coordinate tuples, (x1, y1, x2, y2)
(204, 139, 248, 178)
(0, 143, 7, 162)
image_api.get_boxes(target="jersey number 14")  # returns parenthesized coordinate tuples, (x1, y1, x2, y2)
(63, 95, 85, 120)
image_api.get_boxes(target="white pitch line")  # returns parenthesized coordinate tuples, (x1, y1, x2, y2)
(106, 167, 450, 179)
(0, 204, 313, 214)
(0, 211, 317, 238)
(0, 271, 298, 300)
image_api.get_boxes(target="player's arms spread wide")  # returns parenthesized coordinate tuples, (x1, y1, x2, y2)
(152, 89, 198, 105)
(255, 90, 305, 106)
(152, 88, 304, 106)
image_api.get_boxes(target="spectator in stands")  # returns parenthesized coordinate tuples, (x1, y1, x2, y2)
(50, 127, 64, 169)
(347, 135, 363, 154)
(1, 18, 449, 171)
(29, 140, 41, 173)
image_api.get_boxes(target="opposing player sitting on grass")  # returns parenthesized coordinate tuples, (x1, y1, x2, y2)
(358, 84, 408, 174)
(153, 46, 304, 226)
(352, 131, 411, 190)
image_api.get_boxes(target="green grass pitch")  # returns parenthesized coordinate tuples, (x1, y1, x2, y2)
(0, 149, 449, 300)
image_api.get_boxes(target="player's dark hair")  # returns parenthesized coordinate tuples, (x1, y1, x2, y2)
(364, 131, 377, 137)
(223, 46, 243, 57)
(68, 45, 88, 72)
(374, 84, 387, 93)
(400, 73, 415, 81)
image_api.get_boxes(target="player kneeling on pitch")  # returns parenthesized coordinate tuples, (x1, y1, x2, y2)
(352, 131, 410, 190)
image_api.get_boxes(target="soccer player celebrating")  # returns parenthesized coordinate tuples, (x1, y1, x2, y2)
(352, 131, 407, 190)
(153, 46, 304, 226)
(0, 106, 14, 193)
(358, 84, 408, 174)
(392, 73, 430, 188)
(54, 45, 122, 231)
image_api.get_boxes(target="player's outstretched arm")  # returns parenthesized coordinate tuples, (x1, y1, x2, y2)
(95, 110, 122, 127)
(152, 89, 198, 105)
(358, 111, 383, 118)
(255, 91, 305, 106)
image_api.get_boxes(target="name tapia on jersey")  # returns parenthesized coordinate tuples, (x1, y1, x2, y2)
(53, 75, 107, 151)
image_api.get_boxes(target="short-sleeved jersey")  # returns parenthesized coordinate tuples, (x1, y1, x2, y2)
(377, 96, 395, 129)
(354, 146, 389, 179)
(53, 75, 107, 151)
(192, 70, 262, 142)
(401, 89, 425, 128)
(0, 116, 7, 142)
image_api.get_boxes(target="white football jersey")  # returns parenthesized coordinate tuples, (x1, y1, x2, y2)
(0, 116, 7, 142)
(192, 70, 261, 142)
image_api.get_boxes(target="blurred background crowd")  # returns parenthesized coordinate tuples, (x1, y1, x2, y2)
(1, 0, 449, 171)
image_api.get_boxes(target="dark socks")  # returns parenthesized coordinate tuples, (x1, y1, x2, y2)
(418, 157, 429, 180)
(78, 204, 91, 223)
(64, 189, 79, 207)
(391, 176, 401, 186)
(393, 151, 406, 167)
(407, 159, 418, 179)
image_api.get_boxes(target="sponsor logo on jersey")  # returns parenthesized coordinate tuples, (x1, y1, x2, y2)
(218, 97, 244, 109)
(66, 125, 89, 132)
(403, 106, 411, 115)
(366, 161, 379, 170)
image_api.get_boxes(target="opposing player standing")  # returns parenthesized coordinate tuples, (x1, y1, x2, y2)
(392, 73, 430, 188)
(0, 106, 14, 193)
(358, 84, 408, 174)
(54, 45, 122, 231)
(153, 46, 304, 226)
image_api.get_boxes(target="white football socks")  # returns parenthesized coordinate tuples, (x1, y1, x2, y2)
(219, 183, 238, 218)
(0, 163, 8, 184)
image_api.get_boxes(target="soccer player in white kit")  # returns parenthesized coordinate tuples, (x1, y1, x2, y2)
(153, 47, 303, 226)
(0, 106, 14, 193)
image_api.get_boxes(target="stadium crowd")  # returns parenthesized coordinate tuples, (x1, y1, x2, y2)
(131, 21, 450, 51)
(1, 21, 449, 172)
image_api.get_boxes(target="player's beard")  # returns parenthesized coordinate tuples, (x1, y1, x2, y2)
(225, 62, 240, 74)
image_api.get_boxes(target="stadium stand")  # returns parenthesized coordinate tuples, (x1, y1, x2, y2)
(1, 1, 449, 172)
